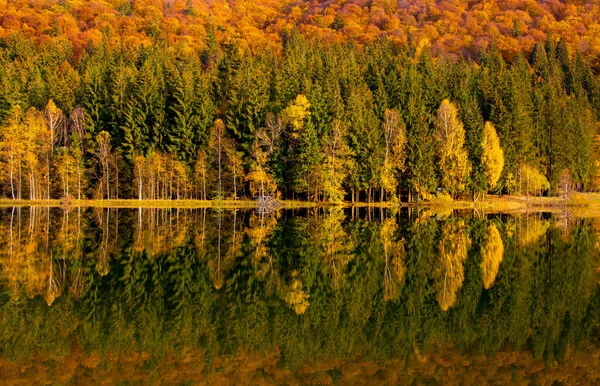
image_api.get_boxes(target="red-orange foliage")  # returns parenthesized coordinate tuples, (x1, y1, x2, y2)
(2, 0, 600, 62)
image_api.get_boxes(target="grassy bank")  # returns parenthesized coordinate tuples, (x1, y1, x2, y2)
(0, 199, 317, 209)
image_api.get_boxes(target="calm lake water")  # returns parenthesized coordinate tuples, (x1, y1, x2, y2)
(0, 206, 599, 384)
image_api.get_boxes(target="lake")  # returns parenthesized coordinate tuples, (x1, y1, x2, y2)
(0, 206, 599, 384)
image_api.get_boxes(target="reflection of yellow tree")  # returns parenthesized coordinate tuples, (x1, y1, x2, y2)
(481, 223, 504, 290)
(94, 208, 116, 276)
(194, 208, 208, 260)
(248, 212, 279, 294)
(518, 217, 550, 247)
(0, 208, 57, 303)
(281, 270, 310, 315)
(435, 221, 471, 311)
(208, 210, 241, 290)
(44, 257, 66, 306)
(381, 217, 406, 301)
(133, 208, 190, 256)
(320, 208, 353, 290)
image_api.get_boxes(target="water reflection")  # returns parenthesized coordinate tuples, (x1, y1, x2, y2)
(0, 207, 599, 383)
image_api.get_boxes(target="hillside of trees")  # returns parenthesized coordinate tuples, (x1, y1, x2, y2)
(1, 3, 600, 202)
(3, 1, 600, 66)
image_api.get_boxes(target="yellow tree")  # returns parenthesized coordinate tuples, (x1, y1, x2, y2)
(481, 223, 504, 289)
(43, 99, 63, 155)
(172, 160, 188, 200)
(520, 164, 550, 197)
(481, 121, 504, 193)
(224, 139, 244, 200)
(22, 109, 46, 200)
(0, 106, 25, 199)
(209, 119, 226, 200)
(194, 150, 208, 200)
(247, 141, 278, 198)
(321, 120, 352, 203)
(434, 99, 471, 197)
(134, 155, 145, 200)
(281, 94, 311, 140)
(95, 131, 112, 199)
(54, 148, 77, 198)
(381, 109, 407, 201)
(71, 144, 86, 200)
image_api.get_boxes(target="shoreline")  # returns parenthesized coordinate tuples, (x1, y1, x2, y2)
(0, 194, 598, 212)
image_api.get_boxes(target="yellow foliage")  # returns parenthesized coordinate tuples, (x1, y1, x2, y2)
(481, 121, 504, 191)
(481, 223, 504, 289)
(435, 99, 471, 195)
(519, 164, 550, 195)
(247, 165, 278, 198)
(281, 94, 310, 139)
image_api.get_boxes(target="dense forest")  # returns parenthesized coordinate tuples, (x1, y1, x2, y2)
(1, 2, 600, 202)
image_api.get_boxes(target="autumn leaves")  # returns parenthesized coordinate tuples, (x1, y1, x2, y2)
(434, 99, 505, 200)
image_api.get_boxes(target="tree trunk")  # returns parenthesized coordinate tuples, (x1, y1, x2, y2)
(233, 163, 237, 201)
(46, 156, 50, 200)
(78, 166, 82, 200)
(115, 162, 119, 199)
(106, 164, 110, 200)
(18, 160, 22, 200)
(9, 154, 15, 200)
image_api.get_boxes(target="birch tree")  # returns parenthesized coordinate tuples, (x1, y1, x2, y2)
(43, 100, 64, 154)
(96, 131, 112, 199)
(381, 109, 407, 200)
(210, 119, 226, 200)
(481, 121, 504, 193)
(434, 99, 471, 198)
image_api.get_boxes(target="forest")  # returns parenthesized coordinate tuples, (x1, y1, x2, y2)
(1, 3, 600, 202)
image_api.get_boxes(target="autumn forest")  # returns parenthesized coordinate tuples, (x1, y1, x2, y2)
(1, 0, 600, 202)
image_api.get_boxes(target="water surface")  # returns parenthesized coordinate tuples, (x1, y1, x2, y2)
(0, 207, 599, 384)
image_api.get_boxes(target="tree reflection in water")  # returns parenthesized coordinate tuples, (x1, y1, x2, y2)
(0, 207, 599, 383)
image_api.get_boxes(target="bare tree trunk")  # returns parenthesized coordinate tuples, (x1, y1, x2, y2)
(217, 136, 222, 200)
(77, 166, 81, 200)
(46, 155, 50, 200)
(203, 169, 206, 200)
(233, 162, 237, 201)
(18, 160, 22, 200)
(115, 162, 119, 199)
(106, 164, 110, 200)
(9, 153, 15, 200)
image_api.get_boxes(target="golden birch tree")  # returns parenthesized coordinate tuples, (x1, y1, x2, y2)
(434, 99, 471, 197)
(481, 121, 504, 192)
